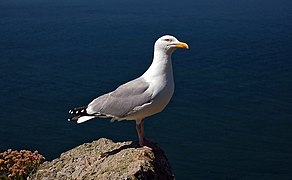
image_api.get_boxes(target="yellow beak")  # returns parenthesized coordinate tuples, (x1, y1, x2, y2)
(175, 42, 189, 49)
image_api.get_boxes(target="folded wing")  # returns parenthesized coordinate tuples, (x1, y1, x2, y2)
(86, 77, 153, 119)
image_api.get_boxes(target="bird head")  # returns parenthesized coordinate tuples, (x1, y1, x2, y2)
(154, 35, 189, 55)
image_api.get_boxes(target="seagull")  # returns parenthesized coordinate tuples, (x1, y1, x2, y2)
(68, 35, 189, 146)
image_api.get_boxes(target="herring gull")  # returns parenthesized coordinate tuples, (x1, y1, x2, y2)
(68, 35, 189, 146)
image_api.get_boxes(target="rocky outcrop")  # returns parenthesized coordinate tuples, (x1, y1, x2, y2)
(29, 138, 174, 180)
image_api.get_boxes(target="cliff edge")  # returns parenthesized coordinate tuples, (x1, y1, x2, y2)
(29, 138, 174, 180)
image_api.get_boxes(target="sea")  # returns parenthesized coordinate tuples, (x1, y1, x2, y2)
(1, 0, 292, 179)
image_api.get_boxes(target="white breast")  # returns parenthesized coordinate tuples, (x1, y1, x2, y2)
(137, 52, 175, 118)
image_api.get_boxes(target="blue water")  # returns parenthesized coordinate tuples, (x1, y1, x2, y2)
(1, 0, 292, 179)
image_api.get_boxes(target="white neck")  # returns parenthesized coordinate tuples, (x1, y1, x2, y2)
(142, 50, 173, 81)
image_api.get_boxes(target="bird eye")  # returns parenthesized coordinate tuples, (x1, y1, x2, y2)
(164, 39, 171, 42)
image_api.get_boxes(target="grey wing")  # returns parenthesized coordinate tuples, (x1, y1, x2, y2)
(86, 77, 152, 118)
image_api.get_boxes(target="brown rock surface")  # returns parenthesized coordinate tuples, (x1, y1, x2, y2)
(29, 138, 174, 180)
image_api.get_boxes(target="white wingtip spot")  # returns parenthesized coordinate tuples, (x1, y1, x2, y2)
(77, 116, 95, 123)
(81, 109, 84, 113)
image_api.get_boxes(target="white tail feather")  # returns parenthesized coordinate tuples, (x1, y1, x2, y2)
(77, 116, 95, 124)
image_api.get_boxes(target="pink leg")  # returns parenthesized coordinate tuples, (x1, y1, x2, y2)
(136, 121, 144, 146)
(136, 119, 156, 149)
(141, 119, 145, 140)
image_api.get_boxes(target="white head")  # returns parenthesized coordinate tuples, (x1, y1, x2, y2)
(154, 35, 189, 55)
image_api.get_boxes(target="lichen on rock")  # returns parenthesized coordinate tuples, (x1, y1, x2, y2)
(29, 138, 174, 180)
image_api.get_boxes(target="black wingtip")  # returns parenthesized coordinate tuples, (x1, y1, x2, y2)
(68, 106, 88, 115)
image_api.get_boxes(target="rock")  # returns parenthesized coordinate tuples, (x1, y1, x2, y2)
(29, 138, 174, 180)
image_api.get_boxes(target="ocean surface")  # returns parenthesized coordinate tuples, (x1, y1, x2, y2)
(1, 0, 292, 179)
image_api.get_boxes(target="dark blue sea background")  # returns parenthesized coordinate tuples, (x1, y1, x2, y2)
(1, 0, 292, 179)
